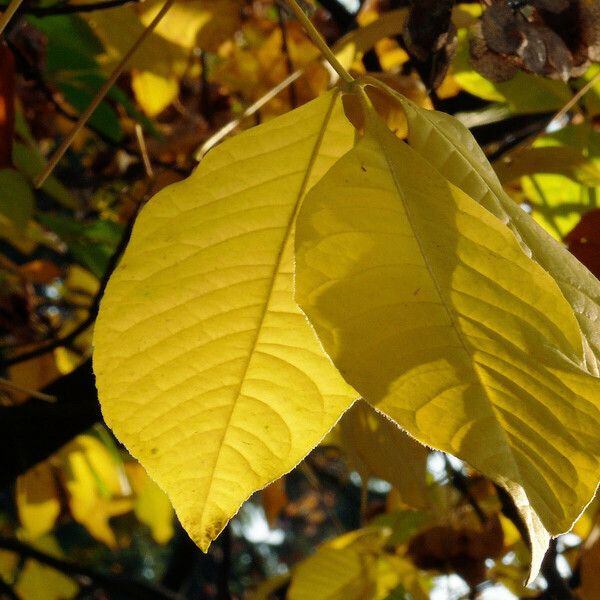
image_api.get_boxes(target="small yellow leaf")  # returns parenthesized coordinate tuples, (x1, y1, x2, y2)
(126, 462, 174, 544)
(333, 9, 408, 71)
(261, 477, 287, 527)
(131, 70, 179, 117)
(60, 435, 132, 547)
(339, 400, 429, 509)
(93, 90, 357, 552)
(16, 464, 60, 539)
(288, 528, 396, 600)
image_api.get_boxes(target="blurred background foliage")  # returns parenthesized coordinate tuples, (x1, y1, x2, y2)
(0, 0, 600, 598)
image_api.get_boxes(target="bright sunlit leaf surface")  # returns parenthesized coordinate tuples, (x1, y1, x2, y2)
(295, 108, 600, 581)
(93, 90, 357, 552)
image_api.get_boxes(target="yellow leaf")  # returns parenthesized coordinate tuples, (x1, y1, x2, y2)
(16, 464, 60, 539)
(390, 91, 600, 374)
(261, 477, 287, 527)
(288, 528, 400, 600)
(93, 90, 357, 552)
(339, 400, 429, 509)
(288, 533, 380, 600)
(84, 0, 240, 78)
(15, 560, 78, 600)
(333, 9, 408, 72)
(126, 462, 174, 544)
(294, 108, 600, 582)
(494, 147, 600, 187)
(248, 573, 290, 600)
(579, 533, 600, 600)
(131, 70, 179, 117)
(60, 435, 132, 547)
(0, 550, 18, 583)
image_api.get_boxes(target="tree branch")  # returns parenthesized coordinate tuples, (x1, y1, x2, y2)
(0, 0, 138, 17)
(0, 537, 182, 600)
(0, 358, 101, 488)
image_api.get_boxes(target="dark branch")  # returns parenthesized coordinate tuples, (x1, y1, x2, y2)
(0, 577, 20, 600)
(1, 0, 138, 16)
(0, 537, 182, 600)
(0, 213, 134, 369)
(0, 358, 101, 488)
(444, 455, 487, 524)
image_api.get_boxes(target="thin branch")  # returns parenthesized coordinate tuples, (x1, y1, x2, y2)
(277, 5, 298, 109)
(0, 0, 23, 36)
(18, 0, 139, 16)
(285, 0, 353, 84)
(0, 537, 182, 600)
(0, 377, 56, 402)
(217, 525, 232, 600)
(135, 123, 154, 178)
(0, 577, 20, 600)
(540, 539, 575, 599)
(34, 0, 176, 188)
(443, 455, 487, 524)
(503, 69, 600, 157)
(0, 213, 135, 369)
(195, 69, 303, 159)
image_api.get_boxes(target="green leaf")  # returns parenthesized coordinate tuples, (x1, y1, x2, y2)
(56, 80, 122, 143)
(294, 108, 600, 582)
(13, 142, 78, 210)
(390, 91, 600, 374)
(27, 14, 103, 73)
(93, 90, 357, 552)
(37, 214, 123, 278)
(0, 168, 35, 230)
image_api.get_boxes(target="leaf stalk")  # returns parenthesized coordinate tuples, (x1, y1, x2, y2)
(285, 0, 354, 84)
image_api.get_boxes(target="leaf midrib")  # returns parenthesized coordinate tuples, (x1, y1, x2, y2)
(199, 90, 343, 530)
(368, 115, 526, 496)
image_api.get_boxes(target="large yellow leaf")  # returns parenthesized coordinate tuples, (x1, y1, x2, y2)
(339, 400, 430, 509)
(294, 110, 600, 581)
(93, 90, 357, 552)
(385, 89, 600, 374)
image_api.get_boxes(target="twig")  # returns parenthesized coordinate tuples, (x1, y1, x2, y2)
(0, 0, 23, 36)
(17, 0, 138, 16)
(199, 51, 213, 126)
(503, 69, 600, 157)
(443, 455, 487, 524)
(195, 69, 303, 159)
(0, 377, 56, 402)
(0, 537, 182, 600)
(0, 214, 135, 369)
(540, 539, 575, 599)
(34, 0, 176, 188)
(0, 577, 20, 600)
(217, 525, 232, 600)
(135, 123, 154, 178)
(285, 0, 353, 84)
(277, 5, 298, 109)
